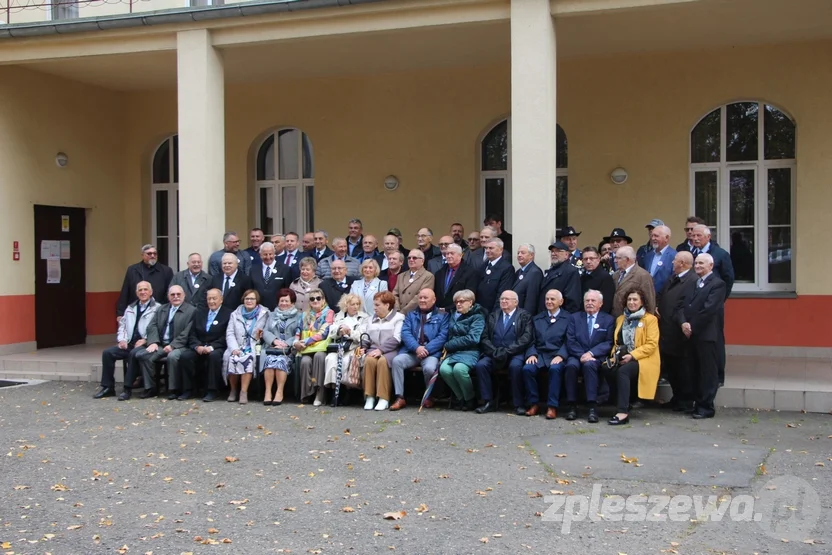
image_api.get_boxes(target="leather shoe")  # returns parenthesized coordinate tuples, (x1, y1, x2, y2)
(131, 377, 144, 389)
(587, 408, 599, 423)
(462, 399, 477, 412)
(525, 405, 539, 417)
(684, 405, 697, 414)
(139, 388, 158, 399)
(692, 410, 715, 419)
(565, 407, 577, 421)
(177, 391, 194, 401)
(167, 392, 179, 401)
(202, 390, 218, 402)
(93, 387, 115, 399)
(515, 407, 526, 416)
(608, 415, 629, 425)
(545, 407, 557, 420)
(475, 401, 496, 414)
(422, 398, 434, 409)
(117, 390, 132, 401)
(389, 397, 407, 411)
(674, 402, 694, 413)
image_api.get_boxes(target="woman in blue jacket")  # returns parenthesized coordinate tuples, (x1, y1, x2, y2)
(439, 289, 487, 411)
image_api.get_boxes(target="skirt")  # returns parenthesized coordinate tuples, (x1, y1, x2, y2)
(263, 354, 293, 374)
(324, 351, 361, 388)
(299, 351, 327, 400)
(227, 352, 257, 376)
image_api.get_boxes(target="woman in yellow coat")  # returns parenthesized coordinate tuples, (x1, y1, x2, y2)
(608, 289, 660, 425)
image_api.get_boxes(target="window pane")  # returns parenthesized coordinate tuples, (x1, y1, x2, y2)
(556, 124, 567, 169)
(691, 108, 720, 163)
(259, 187, 274, 235)
(282, 186, 298, 234)
(152, 139, 170, 184)
(156, 237, 169, 269)
(257, 135, 275, 181)
(768, 168, 791, 226)
(556, 176, 568, 228)
(768, 227, 791, 284)
(764, 105, 795, 160)
(172, 135, 179, 184)
(729, 169, 755, 226)
(729, 228, 755, 283)
(726, 102, 759, 162)
(694, 171, 717, 227)
(306, 185, 314, 232)
(302, 133, 314, 179)
(278, 129, 300, 180)
(484, 178, 505, 225)
(481, 120, 507, 171)
(155, 190, 169, 237)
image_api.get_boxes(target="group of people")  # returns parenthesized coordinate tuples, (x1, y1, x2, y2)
(96, 214, 733, 422)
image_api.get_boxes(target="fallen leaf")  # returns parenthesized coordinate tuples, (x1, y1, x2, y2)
(225, 456, 239, 463)
(759, 464, 767, 475)
(13, 485, 30, 490)
(383, 511, 406, 520)
(283, 507, 296, 512)
(229, 499, 249, 505)
(221, 538, 232, 544)
(480, 537, 489, 544)
(416, 503, 429, 513)
(342, 507, 355, 513)
(527, 492, 543, 498)
(815, 462, 825, 467)
(680, 468, 687, 474)
(51, 483, 70, 492)
(620, 453, 638, 465)
(184, 490, 196, 495)
(117, 545, 129, 554)
(208, 528, 219, 534)
(555, 454, 568, 458)
(803, 539, 825, 545)
(67, 524, 84, 530)
(492, 533, 502, 538)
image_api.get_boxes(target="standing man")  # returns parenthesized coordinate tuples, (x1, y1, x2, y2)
(611, 246, 657, 318)
(557, 227, 582, 267)
(579, 247, 614, 315)
(450, 223, 467, 251)
(301, 232, 316, 255)
(484, 214, 512, 254)
(317, 237, 360, 279)
(270, 234, 286, 258)
(475, 238, 515, 313)
(643, 225, 677, 293)
(416, 228, 441, 261)
(676, 216, 705, 252)
(637, 219, 663, 268)
(658, 251, 697, 412)
(427, 235, 454, 273)
(312, 230, 333, 262)
(116, 244, 173, 318)
(512, 243, 543, 314)
(319, 260, 355, 313)
(250, 242, 292, 310)
(394, 250, 435, 314)
(434, 244, 478, 310)
(96, 281, 158, 399)
(170, 252, 211, 310)
(682, 253, 727, 419)
(538, 241, 581, 314)
(466, 231, 481, 253)
(208, 232, 251, 277)
(380, 234, 407, 278)
(382, 251, 405, 290)
(243, 228, 265, 265)
(124, 285, 196, 400)
(277, 232, 304, 281)
(182, 288, 231, 402)
(474, 290, 533, 414)
(356, 234, 384, 265)
(210, 253, 252, 310)
(468, 226, 496, 271)
(386, 228, 409, 257)
(346, 219, 364, 258)
(602, 228, 632, 272)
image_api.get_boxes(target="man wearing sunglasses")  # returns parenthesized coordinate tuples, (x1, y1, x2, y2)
(116, 243, 174, 322)
(676, 216, 705, 253)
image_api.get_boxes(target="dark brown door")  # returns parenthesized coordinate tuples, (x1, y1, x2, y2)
(34, 205, 87, 349)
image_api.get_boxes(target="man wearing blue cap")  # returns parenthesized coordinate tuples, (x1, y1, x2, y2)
(538, 242, 581, 313)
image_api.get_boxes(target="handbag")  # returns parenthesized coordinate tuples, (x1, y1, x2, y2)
(602, 345, 629, 372)
(265, 346, 291, 356)
(326, 337, 353, 353)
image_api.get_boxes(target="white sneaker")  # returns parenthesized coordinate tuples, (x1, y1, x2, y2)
(374, 399, 389, 411)
(364, 397, 376, 410)
(313, 399, 323, 407)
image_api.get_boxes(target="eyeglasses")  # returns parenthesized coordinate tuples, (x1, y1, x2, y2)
(145, 252, 158, 257)
(243, 297, 257, 302)
(455, 299, 472, 304)
(308, 296, 323, 301)
(684, 227, 695, 231)
(439, 243, 451, 247)
(407, 256, 421, 260)
(169, 292, 182, 297)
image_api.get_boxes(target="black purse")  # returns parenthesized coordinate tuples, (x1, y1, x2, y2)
(602, 345, 629, 372)
(327, 337, 353, 353)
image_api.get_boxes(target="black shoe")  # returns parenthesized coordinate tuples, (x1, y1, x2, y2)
(272, 399, 283, 406)
(608, 415, 629, 426)
(475, 401, 496, 414)
(630, 401, 644, 410)
(683, 405, 697, 414)
(515, 407, 526, 416)
(587, 408, 599, 423)
(93, 386, 115, 399)
(692, 410, 715, 419)
(177, 391, 194, 401)
(167, 391, 179, 401)
(139, 388, 158, 399)
(117, 389, 132, 401)
(202, 390, 218, 402)
(565, 407, 577, 421)
(463, 399, 477, 411)
(674, 402, 694, 413)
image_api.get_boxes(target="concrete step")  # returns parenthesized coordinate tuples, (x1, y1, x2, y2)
(0, 368, 96, 382)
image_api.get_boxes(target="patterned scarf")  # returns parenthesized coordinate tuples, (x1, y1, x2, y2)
(621, 307, 646, 351)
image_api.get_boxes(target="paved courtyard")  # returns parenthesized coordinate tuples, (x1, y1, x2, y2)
(0, 381, 829, 554)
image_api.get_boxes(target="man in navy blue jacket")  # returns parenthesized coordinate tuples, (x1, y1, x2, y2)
(522, 289, 570, 419)
(389, 289, 449, 411)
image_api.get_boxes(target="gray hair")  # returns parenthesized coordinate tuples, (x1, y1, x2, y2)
(489, 238, 504, 250)
(221, 252, 238, 264)
(499, 290, 519, 302)
(695, 253, 714, 266)
(314, 230, 329, 239)
(408, 249, 425, 260)
(544, 289, 563, 301)
(653, 225, 671, 239)
(453, 289, 476, 303)
(141, 244, 156, 253)
(618, 246, 636, 261)
(481, 225, 498, 236)
(518, 243, 535, 255)
(332, 237, 347, 247)
(222, 231, 238, 242)
(259, 242, 275, 253)
(300, 257, 318, 271)
(584, 289, 604, 303)
(692, 224, 711, 237)
(676, 251, 694, 265)
(348, 218, 363, 227)
(446, 243, 463, 255)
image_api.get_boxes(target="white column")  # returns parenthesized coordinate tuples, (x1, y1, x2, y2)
(510, 0, 557, 269)
(177, 29, 225, 267)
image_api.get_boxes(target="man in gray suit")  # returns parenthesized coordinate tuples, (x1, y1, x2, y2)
(317, 237, 360, 279)
(170, 253, 211, 309)
(125, 285, 196, 400)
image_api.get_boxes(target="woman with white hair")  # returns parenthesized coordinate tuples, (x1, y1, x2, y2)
(349, 258, 388, 313)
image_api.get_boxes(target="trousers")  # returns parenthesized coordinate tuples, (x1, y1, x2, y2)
(390, 352, 439, 397)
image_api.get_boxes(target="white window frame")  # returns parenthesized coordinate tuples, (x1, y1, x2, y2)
(50, 0, 79, 20)
(689, 101, 796, 293)
(255, 128, 314, 235)
(150, 135, 180, 272)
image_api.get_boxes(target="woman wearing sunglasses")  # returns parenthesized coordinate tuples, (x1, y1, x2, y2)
(226, 289, 269, 404)
(293, 288, 334, 406)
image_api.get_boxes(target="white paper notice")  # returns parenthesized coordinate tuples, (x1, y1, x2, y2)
(60, 240, 71, 260)
(46, 259, 61, 284)
(40, 240, 60, 260)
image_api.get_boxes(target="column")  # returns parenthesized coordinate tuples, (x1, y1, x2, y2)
(510, 0, 557, 269)
(177, 29, 226, 267)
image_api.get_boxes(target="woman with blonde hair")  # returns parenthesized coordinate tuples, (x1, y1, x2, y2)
(349, 259, 387, 313)
(290, 257, 322, 312)
(323, 293, 371, 405)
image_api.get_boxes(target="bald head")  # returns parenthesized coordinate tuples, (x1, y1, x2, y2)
(417, 288, 436, 311)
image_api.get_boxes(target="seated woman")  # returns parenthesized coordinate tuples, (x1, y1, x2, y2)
(290, 258, 323, 312)
(226, 289, 269, 404)
(608, 289, 660, 425)
(349, 259, 388, 313)
(293, 288, 334, 406)
(362, 291, 405, 412)
(439, 289, 487, 411)
(324, 293, 370, 405)
(260, 288, 302, 406)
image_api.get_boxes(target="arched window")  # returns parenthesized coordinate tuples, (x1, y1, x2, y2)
(480, 119, 568, 230)
(255, 129, 315, 235)
(151, 135, 179, 270)
(690, 102, 795, 291)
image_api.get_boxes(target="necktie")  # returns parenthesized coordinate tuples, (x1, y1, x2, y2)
(410, 272, 415, 281)
(131, 306, 144, 343)
(691, 247, 700, 257)
(264, 266, 272, 284)
(618, 271, 625, 284)
(587, 315, 594, 337)
(206, 311, 215, 332)
(445, 267, 455, 290)
(286, 253, 293, 266)
(223, 276, 230, 296)
(503, 313, 509, 329)
(165, 308, 177, 343)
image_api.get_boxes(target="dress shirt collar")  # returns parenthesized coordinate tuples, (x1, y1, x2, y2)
(489, 255, 502, 266)
(548, 309, 561, 319)
(502, 308, 516, 320)
(677, 269, 690, 279)
(224, 270, 238, 282)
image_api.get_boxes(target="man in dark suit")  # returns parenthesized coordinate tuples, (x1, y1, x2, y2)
(116, 244, 174, 319)
(484, 214, 512, 254)
(522, 289, 570, 419)
(643, 225, 677, 294)
(416, 227, 442, 262)
(346, 218, 365, 258)
(475, 237, 515, 312)
(427, 235, 454, 274)
(538, 241, 581, 313)
(511, 243, 543, 314)
(170, 253, 211, 309)
(181, 288, 231, 402)
(563, 290, 615, 423)
(355, 235, 385, 265)
(474, 291, 533, 414)
(434, 244, 479, 310)
(657, 251, 697, 411)
(122, 285, 196, 400)
(611, 246, 657, 318)
(676, 216, 705, 252)
(210, 253, 252, 310)
(311, 230, 334, 262)
(242, 228, 265, 266)
(250, 242, 292, 310)
(467, 226, 495, 272)
(682, 253, 727, 419)
(319, 260, 355, 313)
(691, 224, 735, 385)
(556, 226, 583, 267)
(579, 247, 614, 314)
(276, 232, 305, 281)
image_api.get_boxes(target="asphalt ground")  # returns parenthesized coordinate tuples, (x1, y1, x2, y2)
(0, 381, 829, 555)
